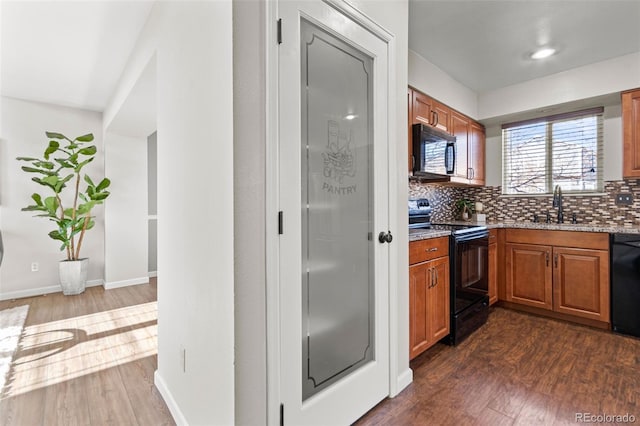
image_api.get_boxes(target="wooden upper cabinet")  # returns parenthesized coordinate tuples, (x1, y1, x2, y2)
(411, 89, 434, 127)
(431, 99, 451, 133)
(407, 86, 486, 185)
(450, 110, 469, 180)
(469, 122, 486, 185)
(622, 88, 640, 178)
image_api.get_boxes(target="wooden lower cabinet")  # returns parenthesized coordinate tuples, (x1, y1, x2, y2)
(409, 237, 450, 360)
(553, 247, 609, 322)
(488, 230, 498, 305)
(505, 243, 553, 310)
(504, 229, 610, 325)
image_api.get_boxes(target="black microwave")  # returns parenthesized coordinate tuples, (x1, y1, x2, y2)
(412, 123, 456, 180)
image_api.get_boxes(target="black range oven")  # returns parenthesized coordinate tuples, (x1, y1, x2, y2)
(409, 199, 490, 345)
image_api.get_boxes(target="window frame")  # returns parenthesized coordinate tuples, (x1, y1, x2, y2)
(501, 107, 604, 196)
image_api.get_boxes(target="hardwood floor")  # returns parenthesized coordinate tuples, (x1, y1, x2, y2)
(3, 285, 639, 426)
(357, 307, 640, 426)
(0, 279, 175, 426)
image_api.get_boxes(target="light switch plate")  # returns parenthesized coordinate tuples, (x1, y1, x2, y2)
(615, 193, 634, 205)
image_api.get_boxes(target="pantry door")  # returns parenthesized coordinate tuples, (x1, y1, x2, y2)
(278, 1, 392, 424)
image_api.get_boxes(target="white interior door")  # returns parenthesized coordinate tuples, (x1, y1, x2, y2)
(278, 1, 391, 424)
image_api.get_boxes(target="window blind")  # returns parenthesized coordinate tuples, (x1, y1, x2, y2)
(502, 107, 604, 195)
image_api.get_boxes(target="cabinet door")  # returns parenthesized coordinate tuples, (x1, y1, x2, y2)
(412, 90, 433, 127)
(506, 243, 553, 310)
(450, 110, 469, 181)
(622, 89, 640, 178)
(408, 88, 413, 172)
(409, 262, 430, 359)
(431, 99, 450, 133)
(488, 240, 498, 305)
(469, 121, 486, 185)
(553, 247, 610, 322)
(429, 256, 450, 342)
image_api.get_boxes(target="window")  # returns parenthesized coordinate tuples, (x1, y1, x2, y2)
(502, 107, 603, 195)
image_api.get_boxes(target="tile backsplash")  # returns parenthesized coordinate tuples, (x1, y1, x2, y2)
(409, 179, 640, 226)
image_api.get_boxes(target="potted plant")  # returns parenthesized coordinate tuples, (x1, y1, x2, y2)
(456, 198, 474, 221)
(17, 131, 110, 295)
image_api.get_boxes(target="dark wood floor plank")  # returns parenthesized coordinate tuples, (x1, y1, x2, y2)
(356, 307, 640, 426)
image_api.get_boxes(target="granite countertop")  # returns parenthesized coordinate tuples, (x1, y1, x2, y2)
(409, 221, 640, 242)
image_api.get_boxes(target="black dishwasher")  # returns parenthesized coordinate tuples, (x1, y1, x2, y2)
(611, 233, 640, 338)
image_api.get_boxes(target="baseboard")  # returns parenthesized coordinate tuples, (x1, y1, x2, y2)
(103, 276, 149, 290)
(148, 270, 158, 278)
(0, 279, 103, 301)
(154, 370, 187, 426)
(393, 368, 413, 397)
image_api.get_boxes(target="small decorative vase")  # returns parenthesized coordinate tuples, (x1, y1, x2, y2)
(59, 258, 89, 295)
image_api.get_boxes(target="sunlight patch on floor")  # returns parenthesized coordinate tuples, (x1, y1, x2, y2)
(0, 305, 30, 397)
(2, 301, 157, 399)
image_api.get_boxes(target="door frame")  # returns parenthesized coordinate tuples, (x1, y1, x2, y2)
(264, 1, 403, 424)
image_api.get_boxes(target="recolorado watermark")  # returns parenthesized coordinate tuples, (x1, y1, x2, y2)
(575, 412, 636, 423)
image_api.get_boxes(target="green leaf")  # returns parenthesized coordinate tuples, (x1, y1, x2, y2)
(91, 192, 110, 201)
(54, 158, 74, 168)
(21, 205, 47, 212)
(31, 193, 43, 206)
(44, 140, 59, 159)
(42, 175, 59, 186)
(67, 143, 79, 150)
(16, 156, 39, 162)
(69, 153, 78, 164)
(74, 157, 94, 172)
(96, 178, 111, 191)
(85, 219, 95, 230)
(79, 146, 97, 156)
(21, 166, 54, 176)
(76, 133, 94, 142)
(34, 161, 54, 170)
(45, 132, 65, 140)
(44, 196, 59, 215)
(84, 175, 95, 187)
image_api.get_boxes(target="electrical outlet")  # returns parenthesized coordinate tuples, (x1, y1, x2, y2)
(615, 193, 634, 205)
(31, 262, 39, 272)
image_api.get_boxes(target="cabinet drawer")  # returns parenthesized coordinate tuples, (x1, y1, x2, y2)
(409, 236, 449, 264)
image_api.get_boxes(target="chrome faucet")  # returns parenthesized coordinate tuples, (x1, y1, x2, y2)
(552, 185, 564, 224)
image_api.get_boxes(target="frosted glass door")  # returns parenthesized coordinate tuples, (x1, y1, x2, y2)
(300, 19, 374, 400)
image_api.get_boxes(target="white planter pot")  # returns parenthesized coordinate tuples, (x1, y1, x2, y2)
(59, 258, 89, 295)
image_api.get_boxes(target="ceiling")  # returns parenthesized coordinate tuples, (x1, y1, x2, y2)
(1, 1, 153, 112)
(1, 1, 639, 113)
(409, 0, 640, 93)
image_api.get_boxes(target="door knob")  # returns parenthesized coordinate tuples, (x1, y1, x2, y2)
(378, 231, 393, 244)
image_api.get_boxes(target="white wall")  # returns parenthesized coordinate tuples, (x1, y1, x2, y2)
(478, 53, 638, 187)
(0, 97, 104, 300)
(232, 1, 267, 425)
(408, 49, 478, 119)
(479, 52, 640, 120)
(104, 132, 148, 288)
(105, 2, 235, 425)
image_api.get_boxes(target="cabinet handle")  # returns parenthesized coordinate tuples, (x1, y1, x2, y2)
(428, 268, 434, 288)
(554, 253, 558, 268)
(471, 168, 475, 179)
(434, 269, 438, 287)
(426, 247, 438, 252)
(546, 252, 549, 267)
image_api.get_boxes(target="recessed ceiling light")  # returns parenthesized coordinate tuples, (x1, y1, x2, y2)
(344, 114, 358, 120)
(531, 47, 556, 60)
